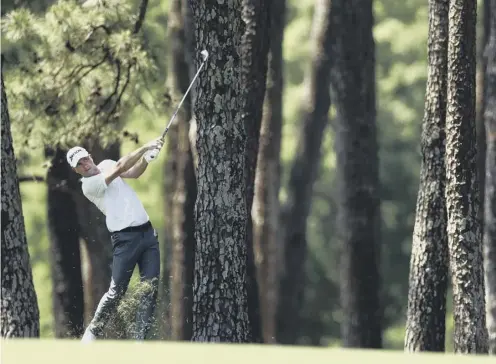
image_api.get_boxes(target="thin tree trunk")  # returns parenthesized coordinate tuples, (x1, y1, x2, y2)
(168, 0, 196, 341)
(404, 0, 449, 351)
(45, 147, 85, 338)
(483, 0, 496, 354)
(446, 0, 488, 353)
(331, 0, 382, 348)
(183, 0, 199, 171)
(252, 0, 285, 344)
(1, 71, 40, 338)
(276, 0, 332, 345)
(190, 0, 250, 342)
(240, 0, 271, 344)
(160, 115, 177, 339)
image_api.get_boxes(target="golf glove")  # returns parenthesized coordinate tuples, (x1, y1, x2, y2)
(144, 148, 160, 163)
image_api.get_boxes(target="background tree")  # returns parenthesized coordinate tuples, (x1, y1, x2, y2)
(483, 0, 496, 354)
(166, 0, 197, 341)
(276, 0, 333, 345)
(45, 147, 84, 338)
(1, 70, 40, 338)
(404, 0, 449, 352)
(330, 0, 382, 348)
(240, 0, 271, 344)
(252, 0, 286, 344)
(445, 0, 488, 353)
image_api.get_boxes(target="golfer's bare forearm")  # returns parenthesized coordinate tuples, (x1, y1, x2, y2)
(123, 157, 148, 179)
(115, 146, 148, 174)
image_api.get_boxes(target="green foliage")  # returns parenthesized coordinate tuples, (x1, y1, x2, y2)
(2, 0, 156, 153)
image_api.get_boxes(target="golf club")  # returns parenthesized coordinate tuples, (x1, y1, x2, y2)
(145, 50, 208, 162)
(161, 49, 209, 140)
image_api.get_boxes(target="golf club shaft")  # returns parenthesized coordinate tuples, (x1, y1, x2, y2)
(160, 58, 207, 140)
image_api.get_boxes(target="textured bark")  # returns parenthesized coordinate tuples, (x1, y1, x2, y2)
(1, 71, 40, 338)
(252, 0, 285, 344)
(276, 0, 332, 345)
(404, 0, 449, 352)
(240, 0, 271, 344)
(483, 0, 496, 354)
(73, 141, 118, 325)
(446, 0, 489, 353)
(45, 147, 85, 338)
(190, 0, 250, 342)
(331, 0, 382, 348)
(168, 0, 196, 341)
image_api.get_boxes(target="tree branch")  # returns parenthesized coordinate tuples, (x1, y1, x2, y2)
(18, 175, 45, 183)
(133, 0, 149, 34)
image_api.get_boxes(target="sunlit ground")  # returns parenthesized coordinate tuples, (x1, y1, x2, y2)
(2, 339, 494, 364)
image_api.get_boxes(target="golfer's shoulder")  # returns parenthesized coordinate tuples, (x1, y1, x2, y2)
(98, 159, 117, 171)
(81, 172, 106, 196)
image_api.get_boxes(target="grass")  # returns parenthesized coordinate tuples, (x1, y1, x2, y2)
(2, 339, 494, 364)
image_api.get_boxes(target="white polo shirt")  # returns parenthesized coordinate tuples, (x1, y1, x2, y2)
(81, 159, 149, 232)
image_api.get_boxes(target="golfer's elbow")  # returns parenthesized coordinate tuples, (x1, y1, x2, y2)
(114, 161, 127, 175)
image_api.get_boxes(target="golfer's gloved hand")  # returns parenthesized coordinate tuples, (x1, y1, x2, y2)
(144, 148, 160, 163)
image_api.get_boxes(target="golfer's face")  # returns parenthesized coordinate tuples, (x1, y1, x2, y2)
(75, 156, 97, 176)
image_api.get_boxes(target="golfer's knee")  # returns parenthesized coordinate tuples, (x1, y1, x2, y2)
(107, 281, 128, 300)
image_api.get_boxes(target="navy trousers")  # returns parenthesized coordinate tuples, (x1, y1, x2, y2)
(86, 221, 160, 340)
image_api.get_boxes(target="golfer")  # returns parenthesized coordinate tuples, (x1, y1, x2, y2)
(67, 137, 164, 342)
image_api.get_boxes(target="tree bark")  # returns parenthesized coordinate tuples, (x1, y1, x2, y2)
(1, 71, 40, 338)
(331, 0, 382, 349)
(252, 0, 285, 344)
(167, 0, 196, 341)
(483, 0, 496, 354)
(190, 0, 251, 342)
(240, 0, 271, 344)
(276, 0, 332, 345)
(404, 0, 449, 351)
(446, 0, 488, 353)
(45, 147, 85, 338)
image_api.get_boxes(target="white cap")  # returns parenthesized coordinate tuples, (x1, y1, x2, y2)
(66, 146, 89, 168)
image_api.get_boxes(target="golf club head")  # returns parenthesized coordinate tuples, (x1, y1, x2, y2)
(200, 50, 209, 61)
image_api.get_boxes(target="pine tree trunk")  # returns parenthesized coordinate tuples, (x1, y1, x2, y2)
(446, 0, 488, 353)
(276, 0, 332, 345)
(240, 0, 271, 344)
(483, 0, 496, 354)
(404, 0, 449, 351)
(252, 0, 285, 344)
(1, 71, 40, 338)
(45, 147, 85, 338)
(331, 0, 382, 349)
(190, 0, 250, 342)
(168, 0, 196, 341)
(160, 117, 177, 339)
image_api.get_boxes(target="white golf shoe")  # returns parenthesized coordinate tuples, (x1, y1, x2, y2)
(81, 328, 97, 343)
